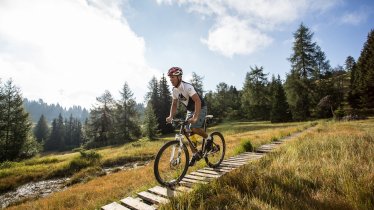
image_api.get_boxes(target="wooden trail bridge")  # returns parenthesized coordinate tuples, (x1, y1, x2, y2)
(102, 127, 314, 210)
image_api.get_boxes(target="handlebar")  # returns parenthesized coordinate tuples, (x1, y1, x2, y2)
(171, 118, 189, 126)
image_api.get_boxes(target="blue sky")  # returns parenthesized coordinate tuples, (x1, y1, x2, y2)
(1, 0, 373, 109)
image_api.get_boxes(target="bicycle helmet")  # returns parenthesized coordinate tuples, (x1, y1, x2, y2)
(167, 67, 183, 76)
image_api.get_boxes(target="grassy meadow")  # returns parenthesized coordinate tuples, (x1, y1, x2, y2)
(161, 119, 374, 210)
(1, 120, 313, 209)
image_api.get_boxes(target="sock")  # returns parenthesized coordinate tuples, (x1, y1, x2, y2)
(205, 136, 212, 141)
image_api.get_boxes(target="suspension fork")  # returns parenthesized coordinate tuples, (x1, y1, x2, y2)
(170, 134, 184, 164)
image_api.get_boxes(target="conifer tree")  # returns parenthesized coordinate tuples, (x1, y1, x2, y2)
(190, 72, 204, 97)
(0, 79, 33, 161)
(45, 113, 65, 151)
(115, 82, 141, 143)
(158, 75, 173, 134)
(33, 114, 50, 143)
(270, 75, 292, 123)
(355, 29, 374, 109)
(285, 23, 318, 120)
(241, 66, 270, 120)
(142, 104, 159, 140)
(347, 56, 360, 108)
(85, 90, 115, 147)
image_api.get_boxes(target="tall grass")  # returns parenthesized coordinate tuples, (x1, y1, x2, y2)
(161, 119, 374, 210)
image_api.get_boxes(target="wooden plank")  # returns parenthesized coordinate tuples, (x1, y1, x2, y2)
(179, 181, 194, 188)
(242, 152, 264, 156)
(148, 186, 180, 198)
(101, 202, 130, 210)
(215, 165, 236, 170)
(229, 155, 253, 159)
(224, 159, 248, 164)
(227, 157, 250, 161)
(197, 169, 224, 175)
(219, 163, 240, 168)
(120, 197, 156, 210)
(137, 191, 169, 205)
(182, 177, 208, 184)
(258, 145, 278, 150)
(220, 161, 245, 166)
(202, 167, 232, 173)
(223, 161, 247, 165)
(184, 174, 212, 181)
(191, 171, 221, 178)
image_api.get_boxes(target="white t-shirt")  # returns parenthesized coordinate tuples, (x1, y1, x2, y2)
(172, 81, 205, 111)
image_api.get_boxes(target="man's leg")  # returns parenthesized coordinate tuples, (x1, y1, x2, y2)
(191, 127, 208, 138)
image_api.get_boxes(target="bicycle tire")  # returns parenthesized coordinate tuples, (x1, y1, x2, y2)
(154, 140, 189, 187)
(204, 131, 225, 168)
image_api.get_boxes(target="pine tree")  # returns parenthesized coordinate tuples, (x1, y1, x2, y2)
(62, 114, 82, 149)
(0, 79, 33, 161)
(158, 75, 174, 134)
(313, 45, 331, 79)
(45, 113, 65, 151)
(85, 90, 115, 147)
(289, 23, 317, 79)
(270, 75, 292, 122)
(33, 114, 50, 143)
(214, 82, 230, 118)
(286, 23, 318, 120)
(345, 56, 356, 73)
(145, 77, 169, 134)
(347, 56, 360, 109)
(241, 66, 270, 120)
(355, 29, 374, 109)
(115, 82, 141, 143)
(190, 72, 204, 97)
(142, 104, 159, 140)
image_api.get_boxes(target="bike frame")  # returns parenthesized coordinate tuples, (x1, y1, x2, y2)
(174, 115, 213, 154)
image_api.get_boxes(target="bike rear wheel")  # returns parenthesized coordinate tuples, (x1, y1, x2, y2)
(154, 140, 189, 187)
(204, 131, 225, 168)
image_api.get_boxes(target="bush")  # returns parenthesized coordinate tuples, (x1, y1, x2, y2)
(67, 150, 101, 173)
(0, 161, 18, 169)
(235, 139, 253, 154)
(334, 109, 346, 120)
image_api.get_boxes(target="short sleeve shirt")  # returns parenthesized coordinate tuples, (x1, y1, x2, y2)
(172, 81, 205, 111)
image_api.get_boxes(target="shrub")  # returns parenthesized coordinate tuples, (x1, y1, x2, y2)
(67, 150, 102, 173)
(235, 139, 253, 154)
(334, 108, 346, 120)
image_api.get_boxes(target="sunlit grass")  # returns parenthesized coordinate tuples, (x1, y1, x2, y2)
(161, 119, 374, 210)
(3, 120, 312, 209)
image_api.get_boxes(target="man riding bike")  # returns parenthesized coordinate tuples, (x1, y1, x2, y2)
(165, 67, 213, 166)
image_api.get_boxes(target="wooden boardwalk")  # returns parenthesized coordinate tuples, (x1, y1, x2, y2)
(102, 127, 313, 210)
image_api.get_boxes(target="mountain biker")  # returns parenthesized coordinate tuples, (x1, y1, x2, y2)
(165, 67, 213, 166)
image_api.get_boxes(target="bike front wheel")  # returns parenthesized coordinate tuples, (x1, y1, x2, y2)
(204, 131, 225, 168)
(154, 140, 189, 187)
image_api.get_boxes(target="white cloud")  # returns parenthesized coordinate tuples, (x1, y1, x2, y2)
(0, 0, 159, 108)
(156, 0, 342, 57)
(201, 16, 273, 57)
(340, 11, 368, 26)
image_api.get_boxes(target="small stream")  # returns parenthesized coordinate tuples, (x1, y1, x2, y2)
(0, 160, 150, 209)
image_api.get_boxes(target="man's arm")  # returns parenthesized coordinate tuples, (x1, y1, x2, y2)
(166, 98, 178, 123)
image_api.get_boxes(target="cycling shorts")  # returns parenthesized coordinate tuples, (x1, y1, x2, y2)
(186, 106, 207, 128)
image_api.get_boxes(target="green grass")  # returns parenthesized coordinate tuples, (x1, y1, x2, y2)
(160, 119, 374, 210)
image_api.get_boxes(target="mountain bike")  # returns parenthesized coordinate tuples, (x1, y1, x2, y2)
(154, 115, 225, 187)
